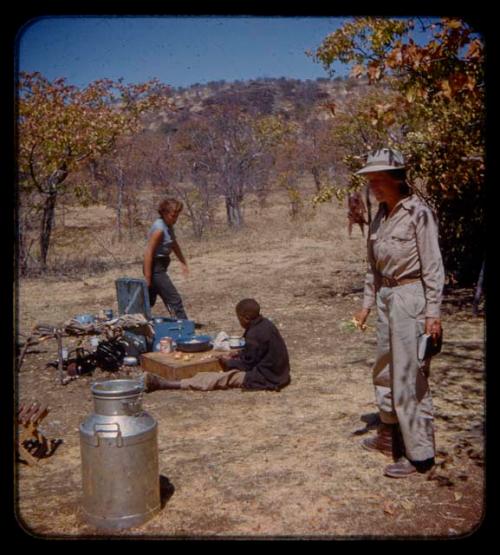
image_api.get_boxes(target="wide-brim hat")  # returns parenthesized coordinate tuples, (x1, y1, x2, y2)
(356, 147, 406, 175)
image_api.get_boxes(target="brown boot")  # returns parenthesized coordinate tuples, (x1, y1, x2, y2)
(385, 456, 435, 478)
(143, 372, 182, 392)
(361, 423, 395, 457)
(383, 456, 417, 478)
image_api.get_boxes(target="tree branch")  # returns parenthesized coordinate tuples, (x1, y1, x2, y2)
(27, 144, 44, 194)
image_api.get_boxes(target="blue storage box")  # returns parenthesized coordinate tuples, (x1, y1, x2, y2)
(152, 317, 196, 351)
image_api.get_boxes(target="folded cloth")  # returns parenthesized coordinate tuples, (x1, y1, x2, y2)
(115, 314, 154, 338)
(212, 331, 231, 351)
(64, 313, 154, 338)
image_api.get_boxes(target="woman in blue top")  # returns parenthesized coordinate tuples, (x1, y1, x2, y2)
(143, 198, 189, 319)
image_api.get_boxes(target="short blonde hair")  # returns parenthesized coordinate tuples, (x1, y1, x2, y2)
(158, 198, 183, 216)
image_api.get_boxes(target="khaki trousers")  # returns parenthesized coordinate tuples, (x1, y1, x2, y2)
(180, 369, 246, 391)
(372, 281, 435, 461)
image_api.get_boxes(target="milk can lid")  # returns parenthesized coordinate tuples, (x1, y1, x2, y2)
(91, 379, 144, 398)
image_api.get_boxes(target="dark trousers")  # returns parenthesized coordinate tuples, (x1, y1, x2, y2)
(149, 257, 188, 319)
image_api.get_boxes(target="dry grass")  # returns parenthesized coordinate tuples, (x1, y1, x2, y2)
(15, 184, 485, 539)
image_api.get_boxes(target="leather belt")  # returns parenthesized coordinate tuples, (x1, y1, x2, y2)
(380, 276, 421, 288)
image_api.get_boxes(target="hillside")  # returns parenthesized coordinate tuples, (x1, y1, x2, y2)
(146, 76, 375, 130)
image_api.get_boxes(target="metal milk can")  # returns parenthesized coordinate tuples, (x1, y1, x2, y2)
(79, 379, 161, 529)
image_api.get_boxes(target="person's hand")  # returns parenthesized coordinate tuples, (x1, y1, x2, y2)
(145, 276, 152, 288)
(425, 318, 442, 343)
(352, 308, 370, 331)
(180, 262, 189, 278)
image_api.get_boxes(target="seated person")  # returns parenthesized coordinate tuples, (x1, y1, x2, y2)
(143, 298, 290, 392)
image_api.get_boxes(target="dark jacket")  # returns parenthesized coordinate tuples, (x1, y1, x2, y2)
(226, 316, 290, 391)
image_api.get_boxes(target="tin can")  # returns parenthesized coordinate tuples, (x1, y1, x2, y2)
(104, 309, 114, 320)
(159, 337, 173, 353)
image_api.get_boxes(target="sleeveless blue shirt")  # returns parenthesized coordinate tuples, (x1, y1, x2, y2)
(148, 218, 176, 258)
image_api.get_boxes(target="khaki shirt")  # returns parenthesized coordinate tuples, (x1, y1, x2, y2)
(362, 195, 445, 318)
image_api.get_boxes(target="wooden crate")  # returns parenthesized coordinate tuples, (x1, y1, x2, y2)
(140, 350, 225, 380)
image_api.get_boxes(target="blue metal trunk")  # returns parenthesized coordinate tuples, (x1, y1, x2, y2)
(151, 317, 196, 351)
(115, 277, 196, 352)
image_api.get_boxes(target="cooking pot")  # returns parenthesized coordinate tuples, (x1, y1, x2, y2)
(175, 335, 213, 353)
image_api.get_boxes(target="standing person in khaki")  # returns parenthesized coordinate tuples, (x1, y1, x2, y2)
(353, 148, 444, 478)
(143, 198, 189, 319)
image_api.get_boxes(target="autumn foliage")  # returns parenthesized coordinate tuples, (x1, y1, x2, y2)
(17, 72, 173, 271)
(313, 17, 485, 285)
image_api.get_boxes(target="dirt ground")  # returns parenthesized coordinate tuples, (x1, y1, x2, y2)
(14, 191, 486, 540)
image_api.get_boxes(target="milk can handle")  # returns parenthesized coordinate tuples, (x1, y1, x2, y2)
(92, 422, 123, 447)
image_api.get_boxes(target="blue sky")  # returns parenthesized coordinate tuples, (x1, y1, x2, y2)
(17, 16, 350, 88)
(17, 16, 437, 89)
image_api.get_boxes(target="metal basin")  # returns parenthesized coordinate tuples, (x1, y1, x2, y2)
(175, 335, 213, 353)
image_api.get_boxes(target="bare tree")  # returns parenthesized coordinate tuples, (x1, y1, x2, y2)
(17, 195, 40, 275)
(300, 116, 340, 193)
(144, 130, 218, 239)
(89, 136, 147, 241)
(169, 106, 274, 229)
(215, 106, 274, 227)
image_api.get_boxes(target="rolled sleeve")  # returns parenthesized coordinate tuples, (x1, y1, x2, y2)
(415, 207, 445, 318)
